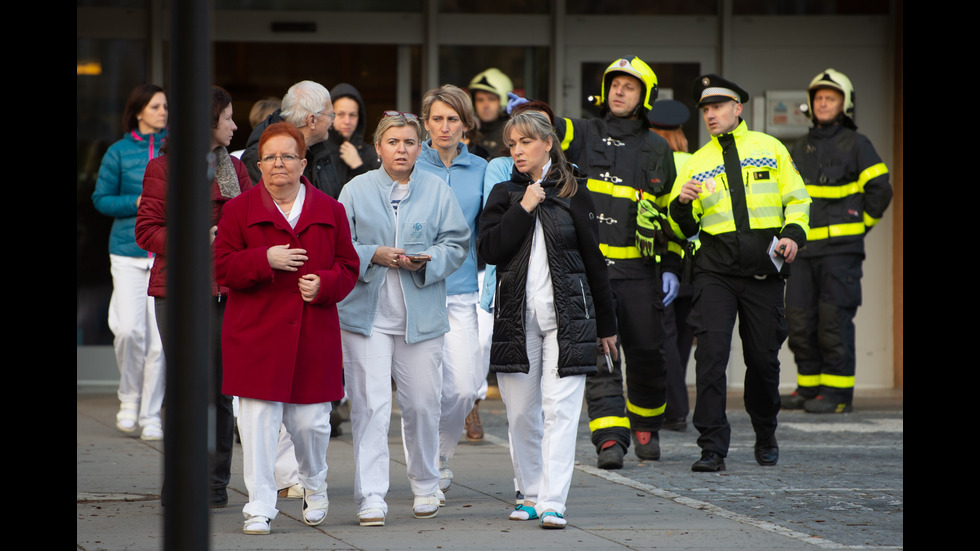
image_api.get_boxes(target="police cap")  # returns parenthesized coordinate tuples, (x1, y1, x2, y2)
(693, 74, 749, 108)
(646, 99, 690, 129)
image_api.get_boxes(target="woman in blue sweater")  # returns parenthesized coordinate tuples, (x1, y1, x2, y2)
(414, 85, 489, 495)
(92, 84, 169, 441)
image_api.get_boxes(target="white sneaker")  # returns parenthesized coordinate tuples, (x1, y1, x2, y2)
(437, 488, 445, 507)
(438, 456, 453, 492)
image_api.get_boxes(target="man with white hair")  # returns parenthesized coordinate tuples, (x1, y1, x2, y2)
(242, 80, 343, 198)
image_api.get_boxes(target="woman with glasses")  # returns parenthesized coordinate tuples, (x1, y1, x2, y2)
(479, 111, 617, 529)
(92, 83, 168, 441)
(212, 121, 360, 534)
(414, 85, 489, 493)
(136, 86, 251, 507)
(338, 111, 469, 526)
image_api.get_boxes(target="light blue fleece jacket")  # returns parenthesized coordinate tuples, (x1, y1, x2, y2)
(478, 156, 514, 313)
(415, 141, 487, 296)
(337, 166, 470, 344)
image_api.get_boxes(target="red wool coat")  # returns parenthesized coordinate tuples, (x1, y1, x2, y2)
(135, 153, 253, 297)
(213, 179, 359, 404)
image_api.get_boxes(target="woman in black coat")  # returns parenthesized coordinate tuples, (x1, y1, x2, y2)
(478, 111, 617, 529)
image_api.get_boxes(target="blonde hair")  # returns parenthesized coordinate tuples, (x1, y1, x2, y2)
(421, 85, 477, 133)
(249, 97, 281, 128)
(373, 112, 422, 145)
(504, 111, 578, 198)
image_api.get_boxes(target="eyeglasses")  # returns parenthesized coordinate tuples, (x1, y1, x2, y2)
(383, 110, 419, 121)
(313, 110, 336, 122)
(259, 154, 303, 163)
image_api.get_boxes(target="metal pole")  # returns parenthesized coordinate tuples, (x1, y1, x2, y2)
(164, 0, 211, 549)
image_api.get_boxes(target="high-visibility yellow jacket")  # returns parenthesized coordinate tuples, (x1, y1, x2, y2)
(669, 120, 810, 277)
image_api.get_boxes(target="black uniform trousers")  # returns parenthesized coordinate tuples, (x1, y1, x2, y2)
(689, 272, 787, 456)
(785, 253, 862, 403)
(585, 276, 668, 452)
(663, 285, 694, 423)
(155, 296, 235, 495)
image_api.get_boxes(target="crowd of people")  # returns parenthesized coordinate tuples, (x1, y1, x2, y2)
(91, 59, 891, 534)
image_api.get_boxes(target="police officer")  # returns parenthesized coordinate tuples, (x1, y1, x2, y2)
(783, 69, 892, 414)
(554, 56, 682, 469)
(669, 74, 810, 472)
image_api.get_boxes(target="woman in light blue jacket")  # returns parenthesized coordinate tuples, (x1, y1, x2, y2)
(338, 112, 469, 527)
(414, 85, 489, 489)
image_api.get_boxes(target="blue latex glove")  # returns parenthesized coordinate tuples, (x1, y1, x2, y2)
(506, 92, 529, 115)
(662, 272, 679, 307)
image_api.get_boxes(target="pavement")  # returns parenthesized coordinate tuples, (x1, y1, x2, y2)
(77, 388, 903, 550)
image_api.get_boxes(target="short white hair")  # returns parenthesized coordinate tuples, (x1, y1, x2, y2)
(280, 80, 331, 128)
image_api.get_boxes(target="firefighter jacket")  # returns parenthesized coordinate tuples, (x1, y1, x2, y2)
(555, 114, 682, 280)
(790, 123, 891, 258)
(668, 120, 810, 278)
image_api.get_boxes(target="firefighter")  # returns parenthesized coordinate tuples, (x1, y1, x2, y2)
(552, 56, 682, 469)
(468, 67, 514, 157)
(783, 69, 892, 414)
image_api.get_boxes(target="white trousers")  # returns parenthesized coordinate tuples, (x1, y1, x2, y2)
(275, 428, 300, 489)
(342, 329, 444, 513)
(233, 396, 301, 489)
(108, 253, 165, 428)
(238, 398, 332, 520)
(438, 292, 486, 459)
(476, 270, 494, 401)
(497, 309, 585, 516)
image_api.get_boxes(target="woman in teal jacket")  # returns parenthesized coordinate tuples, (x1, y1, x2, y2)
(91, 84, 168, 441)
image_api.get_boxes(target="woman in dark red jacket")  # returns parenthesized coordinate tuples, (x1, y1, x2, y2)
(213, 122, 359, 535)
(135, 86, 251, 509)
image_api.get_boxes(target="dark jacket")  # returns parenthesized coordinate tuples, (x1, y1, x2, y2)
(479, 164, 616, 377)
(555, 113, 681, 280)
(326, 83, 380, 184)
(241, 109, 344, 198)
(790, 123, 891, 259)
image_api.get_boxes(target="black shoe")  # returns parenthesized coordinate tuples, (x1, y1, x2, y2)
(632, 430, 661, 460)
(691, 451, 726, 472)
(754, 437, 779, 466)
(597, 442, 625, 470)
(803, 396, 853, 414)
(781, 392, 809, 410)
(209, 487, 229, 508)
(662, 418, 688, 432)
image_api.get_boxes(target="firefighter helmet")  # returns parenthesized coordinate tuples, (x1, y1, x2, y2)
(602, 56, 658, 112)
(468, 68, 514, 110)
(807, 68, 855, 120)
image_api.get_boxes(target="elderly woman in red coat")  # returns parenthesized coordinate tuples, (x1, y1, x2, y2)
(213, 122, 359, 535)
